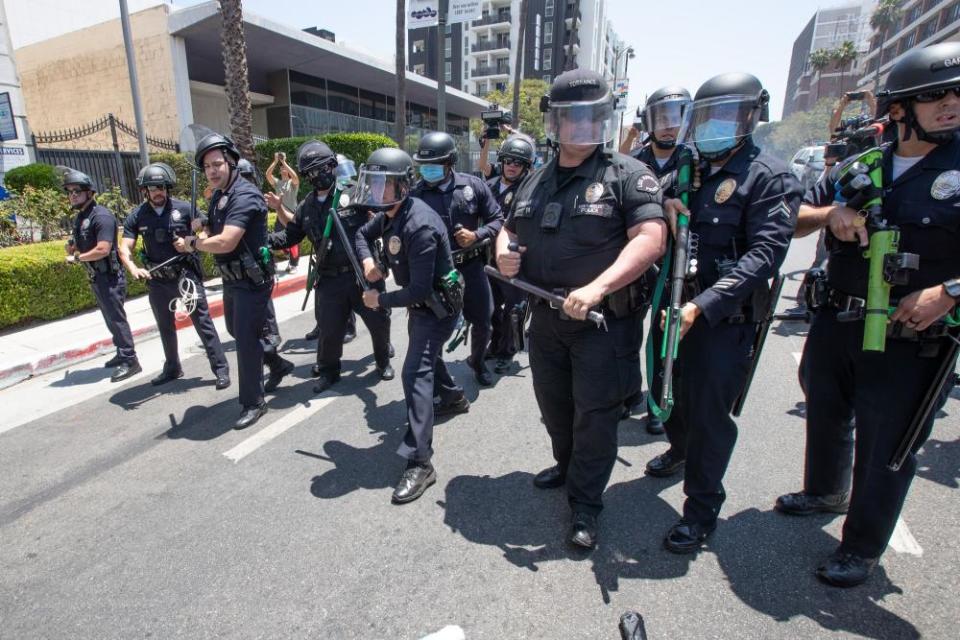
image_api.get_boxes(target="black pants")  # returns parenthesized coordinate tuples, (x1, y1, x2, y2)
(645, 299, 666, 418)
(90, 272, 136, 363)
(147, 271, 227, 376)
(528, 305, 642, 515)
(314, 272, 391, 377)
(398, 309, 462, 462)
(666, 319, 753, 526)
(801, 309, 955, 558)
(489, 274, 526, 359)
(460, 258, 493, 365)
(222, 279, 278, 408)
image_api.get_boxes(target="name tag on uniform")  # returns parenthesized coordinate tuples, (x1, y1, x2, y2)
(575, 203, 613, 218)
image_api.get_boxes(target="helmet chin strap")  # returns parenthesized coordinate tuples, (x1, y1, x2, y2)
(903, 102, 959, 144)
(652, 137, 676, 150)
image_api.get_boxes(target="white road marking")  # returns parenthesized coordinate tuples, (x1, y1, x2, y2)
(223, 396, 339, 462)
(889, 517, 924, 556)
(791, 352, 802, 365)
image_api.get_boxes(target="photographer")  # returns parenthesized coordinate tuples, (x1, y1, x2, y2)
(477, 104, 519, 179)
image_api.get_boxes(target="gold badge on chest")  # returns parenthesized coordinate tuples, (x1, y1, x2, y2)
(714, 178, 737, 204)
(388, 236, 402, 255)
(931, 170, 960, 200)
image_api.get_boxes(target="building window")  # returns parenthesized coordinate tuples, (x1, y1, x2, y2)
(445, 61, 452, 81)
(904, 30, 917, 49)
(543, 74, 551, 84)
(413, 40, 425, 54)
(951, 3, 960, 23)
(445, 37, 452, 58)
(414, 63, 425, 75)
(464, 37, 469, 54)
(445, 23, 452, 35)
(543, 48, 552, 71)
(545, 0, 554, 18)
(545, 22, 553, 44)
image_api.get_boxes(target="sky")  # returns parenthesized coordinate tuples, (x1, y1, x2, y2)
(6, 0, 867, 122)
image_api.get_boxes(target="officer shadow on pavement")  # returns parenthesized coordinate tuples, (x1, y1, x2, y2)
(306, 383, 408, 500)
(49, 366, 116, 387)
(916, 437, 960, 489)
(439, 472, 693, 604)
(161, 401, 237, 441)
(108, 376, 211, 410)
(714, 507, 919, 639)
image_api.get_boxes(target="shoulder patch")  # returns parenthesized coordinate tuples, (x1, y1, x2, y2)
(637, 174, 660, 193)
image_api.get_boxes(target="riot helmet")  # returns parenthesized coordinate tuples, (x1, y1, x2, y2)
(543, 68, 616, 145)
(877, 42, 960, 144)
(679, 73, 769, 161)
(641, 86, 691, 149)
(335, 153, 357, 185)
(354, 147, 416, 210)
(296, 140, 337, 190)
(137, 162, 177, 189)
(194, 132, 241, 168)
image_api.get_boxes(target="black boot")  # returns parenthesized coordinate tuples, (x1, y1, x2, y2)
(264, 358, 295, 392)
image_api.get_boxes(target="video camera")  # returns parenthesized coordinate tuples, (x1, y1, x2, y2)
(827, 115, 887, 162)
(480, 103, 512, 140)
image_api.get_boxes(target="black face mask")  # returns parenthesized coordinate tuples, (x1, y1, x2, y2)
(308, 168, 335, 191)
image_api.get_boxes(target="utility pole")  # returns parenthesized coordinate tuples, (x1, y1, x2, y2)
(119, 0, 149, 167)
(435, 0, 448, 131)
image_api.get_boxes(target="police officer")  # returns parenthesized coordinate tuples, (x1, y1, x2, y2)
(643, 73, 799, 553)
(268, 140, 393, 393)
(487, 134, 535, 373)
(119, 163, 230, 388)
(776, 43, 960, 587)
(174, 133, 294, 430)
(625, 86, 692, 434)
(412, 131, 503, 387)
(64, 168, 141, 382)
(496, 69, 667, 548)
(356, 147, 469, 504)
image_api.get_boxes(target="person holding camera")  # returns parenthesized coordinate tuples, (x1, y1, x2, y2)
(119, 163, 229, 389)
(478, 118, 521, 180)
(355, 147, 468, 505)
(266, 151, 301, 273)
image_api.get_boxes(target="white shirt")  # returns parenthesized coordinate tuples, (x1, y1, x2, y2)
(891, 154, 924, 182)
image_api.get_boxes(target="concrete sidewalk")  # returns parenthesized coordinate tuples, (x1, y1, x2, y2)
(0, 263, 310, 390)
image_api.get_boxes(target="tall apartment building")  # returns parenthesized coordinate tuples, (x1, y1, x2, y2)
(782, 2, 875, 118)
(407, 0, 629, 99)
(857, 0, 960, 91)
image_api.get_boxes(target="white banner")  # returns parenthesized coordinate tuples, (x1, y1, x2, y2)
(447, 1, 482, 24)
(408, 0, 439, 28)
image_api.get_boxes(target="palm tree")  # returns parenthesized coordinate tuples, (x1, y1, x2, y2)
(394, 0, 407, 148)
(808, 49, 832, 101)
(831, 40, 859, 95)
(870, 0, 904, 90)
(218, 0, 255, 161)
(512, 0, 528, 120)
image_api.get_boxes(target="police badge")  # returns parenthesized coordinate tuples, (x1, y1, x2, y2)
(715, 178, 737, 204)
(388, 235, 402, 255)
(218, 195, 229, 210)
(339, 193, 351, 208)
(172, 210, 182, 221)
(504, 191, 514, 206)
(931, 170, 960, 200)
(463, 185, 475, 201)
(585, 182, 604, 203)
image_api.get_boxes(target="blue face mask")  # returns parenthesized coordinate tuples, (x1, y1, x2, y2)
(694, 119, 739, 155)
(419, 165, 446, 183)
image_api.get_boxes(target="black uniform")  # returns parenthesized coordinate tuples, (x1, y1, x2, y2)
(634, 144, 681, 195)
(73, 202, 137, 364)
(505, 147, 664, 514)
(486, 174, 527, 362)
(412, 173, 502, 370)
(664, 142, 799, 527)
(123, 198, 228, 377)
(356, 197, 464, 462)
(798, 137, 960, 559)
(208, 175, 283, 409)
(269, 190, 391, 378)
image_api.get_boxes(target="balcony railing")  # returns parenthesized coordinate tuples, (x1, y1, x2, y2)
(473, 65, 510, 77)
(471, 40, 510, 53)
(472, 12, 511, 27)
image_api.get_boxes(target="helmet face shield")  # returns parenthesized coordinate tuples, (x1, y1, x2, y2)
(679, 95, 761, 157)
(645, 98, 689, 139)
(355, 167, 409, 209)
(335, 158, 357, 182)
(546, 96, 616, 145)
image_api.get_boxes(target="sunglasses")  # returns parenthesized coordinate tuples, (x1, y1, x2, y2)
(501, 158, 528, 167)
(915, 86, 960, 103)
(64, 188, 87, 195)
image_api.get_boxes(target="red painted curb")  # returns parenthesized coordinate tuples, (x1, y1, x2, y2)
(173, 274, 307, 330)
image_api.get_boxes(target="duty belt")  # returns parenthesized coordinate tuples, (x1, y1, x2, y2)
(145, 260, 186, 281)
(316, 265, 353, 278)
(825, 289, 949, 341)
(216, 260, 246, 282)
(452, 240, 490, 266)
(530, 279, 649, 320)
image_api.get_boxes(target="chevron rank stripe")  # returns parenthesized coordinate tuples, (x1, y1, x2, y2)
(768, 199, 792, 219)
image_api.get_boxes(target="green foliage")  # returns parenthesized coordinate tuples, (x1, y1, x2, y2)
(94, 186, 135, 222)
(471, 79, 549, 143)
(3, 163, 60, 192)
(0, 186, 73, 242)
(753, 97, 863, 163)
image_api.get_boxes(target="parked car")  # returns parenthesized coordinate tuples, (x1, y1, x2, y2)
(790, 146, 826, 191)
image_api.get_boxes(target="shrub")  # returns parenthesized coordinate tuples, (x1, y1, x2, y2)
(0, 186, 73, 242)
(3, 164, 61, 192)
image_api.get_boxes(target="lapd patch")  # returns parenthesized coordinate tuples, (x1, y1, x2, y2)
(217, 195, 228, 210)
(715, 178, 737, 204)
(388, 235, 402, 255)
(636, 175, 660, 194)
(585, 182, 605, 203)
(171, 210, 182, 221)
(504, 191, 514, 206)
(931, 170, 960, 200)
(339, 192, 351, 208)
(463, 185, 475, 202)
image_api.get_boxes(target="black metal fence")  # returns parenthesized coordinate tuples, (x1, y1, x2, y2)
(32, 114, 178, 202)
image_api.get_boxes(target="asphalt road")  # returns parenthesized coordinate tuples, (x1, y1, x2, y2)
(2, 233, 958, 640)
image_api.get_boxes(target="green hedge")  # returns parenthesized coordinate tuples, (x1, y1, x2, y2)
(3, 164, 61, 193)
